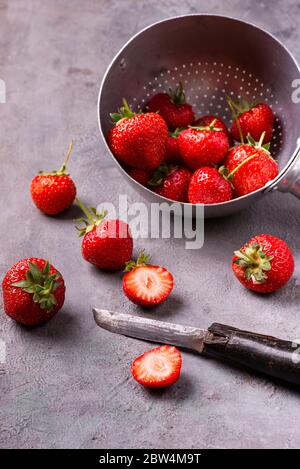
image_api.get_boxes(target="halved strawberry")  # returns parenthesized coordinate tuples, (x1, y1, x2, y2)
(131, 345, 182, 388)
(123, 252, 174, 307)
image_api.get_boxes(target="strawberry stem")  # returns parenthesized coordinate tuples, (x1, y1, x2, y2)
(110, 99, 136, 123)
(227, 96, 244, 143)
(75, 198, 107, 237)
(169, 82, 186, 105)
(258, 131, 266, 148)
(75, 198, 95, 224)
(58, 141, 73, 174)
(38, 141, 74, 176)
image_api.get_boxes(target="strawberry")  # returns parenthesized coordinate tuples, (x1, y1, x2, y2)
(30, 142, 76, 215)
(131, 345, 182, 388)
(108, 100, 168, 170)
(147, 82, 195, 130)
(75, 199, 133, 270)
(188, 167, 233, 204)
(232, 234, 294, 293)
(227, 97, 274, 143)
(127, 169, 151, 186)
(123, 251, 174, 307)
(2, 258, 65, 326)
(195, 114, 233, 147)
(165, 129, 183, 164)
(178, 120, 230, 170)
(148, 164, 192, 202)
(195, 115, 229, 136)
(223, 133, 278, 197)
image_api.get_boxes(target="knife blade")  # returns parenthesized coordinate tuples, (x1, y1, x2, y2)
(93, 308, 300, 386)
(93, 308, 210, 353)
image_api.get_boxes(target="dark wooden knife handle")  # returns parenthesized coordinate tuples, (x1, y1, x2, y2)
(203, 323, 300, 386)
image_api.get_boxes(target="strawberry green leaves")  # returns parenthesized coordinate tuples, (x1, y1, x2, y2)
(110, 99, 136, 123)
(233, 242, 274, 283)
(124, 250, 150, 272)
(148, 164, 177, 187)
(169, 82, 186, 106)
(11, 260, 61, 310)
(227, 96, 257, 116)
(246, 133, 271, 153)
(189, 118, 223, 133)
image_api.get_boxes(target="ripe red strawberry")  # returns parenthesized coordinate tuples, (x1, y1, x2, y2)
(2, 258, 65, 326)
(108, 100, 168, 170)
(178, 120, 230, 170)
(123, 251, 174, 307)
(165, 129, 183, 164)
(127, 169, 151, 186)
(195, 115, 229, 136)
(147, 83, 195, 130)
(223, 134, 278, 196)
(195, 114, 233, 147)
(131, 345, 182, 388)
(76, 199, 133, 270)
(148, 164, 192, 202)
(232, 234, 294, 293)
(30, 142, 76, 215)
(188, 167, 233, 204)
(228, 97, 274, 143)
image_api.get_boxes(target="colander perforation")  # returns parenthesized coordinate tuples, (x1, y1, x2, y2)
(133, 61, 284, 156)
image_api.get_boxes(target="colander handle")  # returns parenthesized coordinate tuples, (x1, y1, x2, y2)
(275, 142, 300, 198)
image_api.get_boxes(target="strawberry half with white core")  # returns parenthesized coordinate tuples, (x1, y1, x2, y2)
(222, 132, 279, 197)
(131, 345, 182, 388)
(75, 198, 133, 270)
(232, 234, 294, 293)
(227, 96, 275, 144)
(178, 119, 230, 170)
(123, 251, 174, 307)
(147, 82, 195, 130)
(108, 99, 168, 170)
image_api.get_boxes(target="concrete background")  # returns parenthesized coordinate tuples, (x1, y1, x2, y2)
(0, 0, 300, 449)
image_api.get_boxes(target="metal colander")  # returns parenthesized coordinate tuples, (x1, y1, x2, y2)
(98, 15, 300, 218)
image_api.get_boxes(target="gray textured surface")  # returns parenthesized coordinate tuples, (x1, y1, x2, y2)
(0, 0, 300, 449)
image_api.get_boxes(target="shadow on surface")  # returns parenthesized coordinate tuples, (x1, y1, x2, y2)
(145, 372, 196, 402)
(138, 294, 185, 319)
(201, 354, 300, 396)
(16, 308, 80, 343)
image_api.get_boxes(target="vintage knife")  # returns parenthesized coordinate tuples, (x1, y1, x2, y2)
(93, 308, 300, 386)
